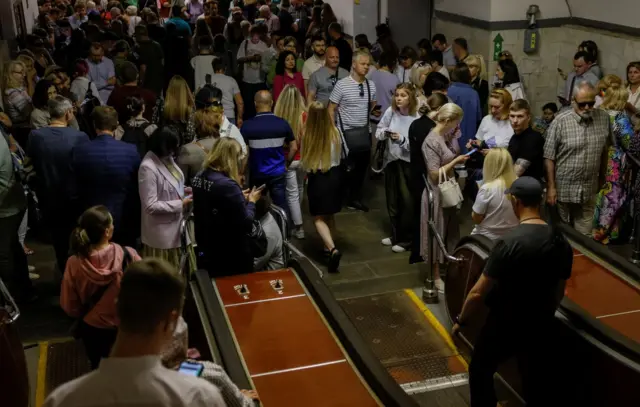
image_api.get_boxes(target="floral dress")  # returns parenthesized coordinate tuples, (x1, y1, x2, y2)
(593, 110, 636, 244)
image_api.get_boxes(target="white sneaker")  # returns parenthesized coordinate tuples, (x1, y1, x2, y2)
(381, 237, 393, 246)
(434, 278, 445, 293)
(293, 228, 305, 239)
(28, 265, 36, 272)
(29, 272, 40, 280)
(391, 245, 406, 253)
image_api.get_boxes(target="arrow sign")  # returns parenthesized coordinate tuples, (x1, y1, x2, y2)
(493, 33, 504, 61)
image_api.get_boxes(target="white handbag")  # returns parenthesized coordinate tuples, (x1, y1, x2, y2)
(438, 167, 464, 208)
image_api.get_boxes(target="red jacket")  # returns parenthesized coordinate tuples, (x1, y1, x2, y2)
(273, 72, 306, 103)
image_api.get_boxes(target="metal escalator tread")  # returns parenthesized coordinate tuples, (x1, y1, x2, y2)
(338, 291, 466, 385)
(45, 340, 91, 397)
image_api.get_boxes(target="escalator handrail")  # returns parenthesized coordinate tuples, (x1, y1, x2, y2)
(192, 269, 253, 390)
(449, 235, 640, 371)
(555, 222, 640, 284)
(291, 257, 419, 407)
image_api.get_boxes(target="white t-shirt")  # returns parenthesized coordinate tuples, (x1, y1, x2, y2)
(43, 356, 225, 407)
(302, 55, 325, 81)
(209, 73, 241, 119)
(471, 182, 519, 240)
(628, 86, 640, 112)
(474, 115, 513, 148)
(438, 65, 450, 80)
(237, 39, 269, 84)
(190, 55, 215, 92)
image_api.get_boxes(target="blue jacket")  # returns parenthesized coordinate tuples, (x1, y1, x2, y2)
(72, 134, 141, 236)
(192, 169, 256, 275)
(27, 126, 90, 211)
(447, 82, 483, 152)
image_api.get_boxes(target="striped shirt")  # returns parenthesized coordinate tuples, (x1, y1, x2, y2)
(241, 112, 295, 178)
(329, 76, 378, 131)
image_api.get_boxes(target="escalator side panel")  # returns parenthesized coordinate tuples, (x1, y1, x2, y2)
(0, 310, 29, 407)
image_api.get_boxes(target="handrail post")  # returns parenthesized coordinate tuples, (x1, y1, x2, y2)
(422, 177, 438, 304)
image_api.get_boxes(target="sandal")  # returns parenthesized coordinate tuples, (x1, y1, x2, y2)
(327, 248, 342, 274)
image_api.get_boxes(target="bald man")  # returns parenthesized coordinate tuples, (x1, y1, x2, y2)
(544, 82, 612, 235)
(240, 90, 298, 215)
(307, 46, 348, 106)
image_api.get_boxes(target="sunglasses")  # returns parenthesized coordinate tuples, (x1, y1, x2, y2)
(576, 101, 596, 108)
(329, 75, 338, 87)
(359, 83, 364, 97)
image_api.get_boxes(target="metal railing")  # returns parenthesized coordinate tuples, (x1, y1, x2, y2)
(422, 176, 462, 304)
(0, 278, 20, 324)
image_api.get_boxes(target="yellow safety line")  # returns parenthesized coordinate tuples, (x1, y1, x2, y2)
(35, 341, 49, 407)
(404, 289, 469, 370)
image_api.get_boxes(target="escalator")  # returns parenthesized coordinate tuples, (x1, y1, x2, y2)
(0, 279, 29, 407)
(444, 225, 640, 406)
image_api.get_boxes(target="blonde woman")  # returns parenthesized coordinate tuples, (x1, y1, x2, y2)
(192, 137, 263, 275)
(421, 103, 468, 292)
(161, 75, 196, 145)
(274, 85, 307, 239)
(465, 54, 489, 114)
(471, 148, 518, 240)
(15, 54, 37, 97)
(3, 60, 33, 146)
(593, 75, 634, 243)
(302, 102, 344, 273)
(375, 83, 420, 253)
(410, 64, 432, 112)
(469, 89, 514, 151)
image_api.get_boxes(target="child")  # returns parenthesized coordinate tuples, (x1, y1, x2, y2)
(533, 102, 557, 133)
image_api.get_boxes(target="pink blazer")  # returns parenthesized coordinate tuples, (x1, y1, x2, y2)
(138, 151, 186, 249)
(273, 72, 306, 103)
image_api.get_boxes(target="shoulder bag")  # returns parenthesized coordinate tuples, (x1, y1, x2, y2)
(337, 79, 372, 154)
(371, 110, 392, 173)
(438, 167, 464, 208)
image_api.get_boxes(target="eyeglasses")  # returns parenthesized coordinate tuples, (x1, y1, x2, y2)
(358, 83, 364, 97)
(576, 101, 596, 108)
(329, 75, 338, 87)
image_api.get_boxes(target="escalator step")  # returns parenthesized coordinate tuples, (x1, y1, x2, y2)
(338, 291, 467, 385)
(45, 340, 91, 397)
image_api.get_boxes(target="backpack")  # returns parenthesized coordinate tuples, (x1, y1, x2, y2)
(76, 81, 102, 139)
(121, 121, 155, 159)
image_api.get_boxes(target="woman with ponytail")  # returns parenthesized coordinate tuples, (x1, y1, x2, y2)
(60, 205, 141, 369)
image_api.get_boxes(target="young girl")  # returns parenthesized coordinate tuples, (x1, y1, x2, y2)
(471, 148, 519, 240)
(274, 85, 307, 239)
(61, 206, 141, 369)
(375, 83, 420, 253)
(302, 102, 343, 273)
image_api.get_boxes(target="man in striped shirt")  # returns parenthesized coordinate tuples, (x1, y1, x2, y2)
(328, 50, 378, 212)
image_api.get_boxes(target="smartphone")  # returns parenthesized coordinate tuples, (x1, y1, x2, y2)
(384, 130, 393, 138)
(465, 148, 478, 156)
(178, 361, 204, 377)
(256, 184, 266, 191)
(371, 104, 382, 113)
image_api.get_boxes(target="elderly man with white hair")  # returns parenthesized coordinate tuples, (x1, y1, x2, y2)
(544, 81, 613, 235)
(259, 4, 280, 33)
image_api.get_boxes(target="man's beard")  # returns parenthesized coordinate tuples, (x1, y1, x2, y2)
(314, 51, 325, 58)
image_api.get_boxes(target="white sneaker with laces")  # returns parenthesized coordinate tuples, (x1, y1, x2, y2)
(391, 245, 406, 253)
(381, 237, 393, 246)
(435, 278, 445, 293)
(293, 228, 305, 239)
(29, 272, 40, 280)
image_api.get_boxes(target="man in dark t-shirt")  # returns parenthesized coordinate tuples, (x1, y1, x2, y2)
(507, 99, 545, 181)
(453, 177, 573, 407)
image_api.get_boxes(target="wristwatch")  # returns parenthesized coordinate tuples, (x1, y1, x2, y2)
(455, 315, 466, 326)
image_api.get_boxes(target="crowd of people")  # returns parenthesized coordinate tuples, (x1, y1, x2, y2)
(1, 0, 640, 405)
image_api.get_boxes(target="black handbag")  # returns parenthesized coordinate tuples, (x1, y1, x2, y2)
(371, 111, 393, 173)
(336, 79, 373, 154)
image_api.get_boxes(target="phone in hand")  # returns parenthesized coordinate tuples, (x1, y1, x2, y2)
(178, 361, 204, 377)
(465, 148, 478, 156)
(384, 130, 393, 139)
(371, 104, 382, 114)
(256, 184, 266, 192)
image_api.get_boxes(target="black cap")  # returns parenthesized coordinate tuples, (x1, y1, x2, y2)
(505, 176, 543, 199)
(195, 85, 223, 110)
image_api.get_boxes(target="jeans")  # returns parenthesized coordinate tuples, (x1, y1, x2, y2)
(0, 211, 32, 299)
(79, 321, 118, 370)
(44, 202, 79, 273)
(285, 161, 305, 226)
(252, 173, 288, 216)
(384, 160, 414, 244)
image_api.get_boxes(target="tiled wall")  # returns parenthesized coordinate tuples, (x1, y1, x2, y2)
(433, 17, 640, 114)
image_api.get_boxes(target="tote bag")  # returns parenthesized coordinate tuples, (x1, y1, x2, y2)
(438, 168, 463, 208)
